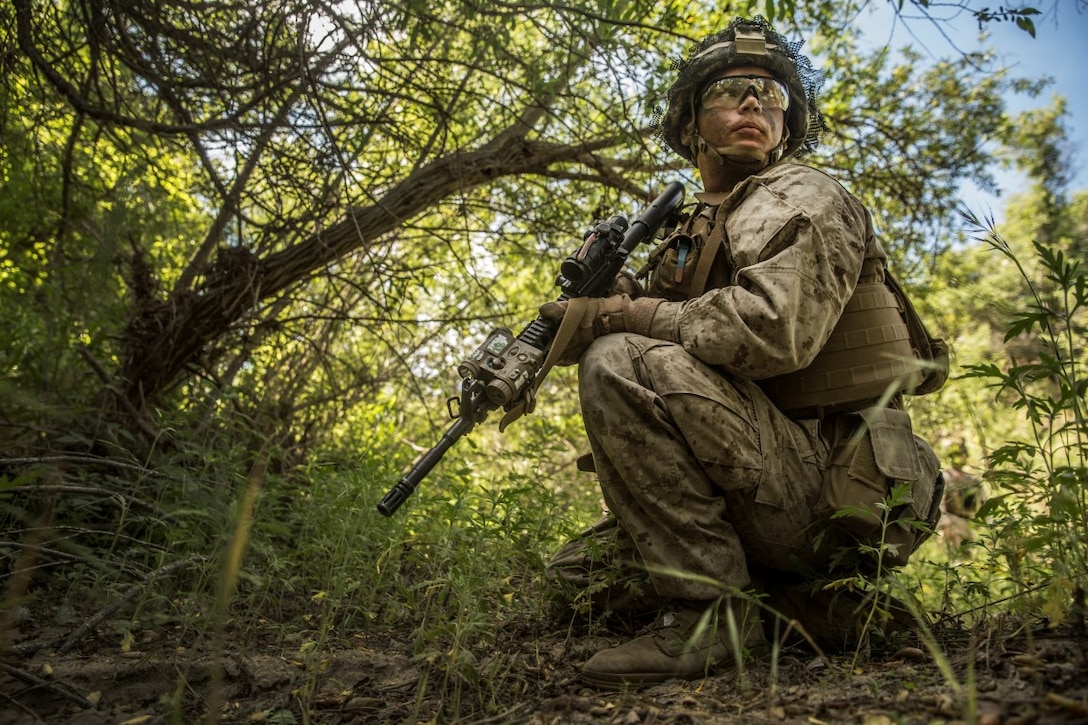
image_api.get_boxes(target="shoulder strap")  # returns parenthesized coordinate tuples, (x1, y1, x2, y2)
(688, 205, 726, 297)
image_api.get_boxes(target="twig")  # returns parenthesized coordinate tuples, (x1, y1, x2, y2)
(0, 661, 92, 709)
(464, 702, 530, 724)
(1046, 692, 1088, 717)
(0, 454, 155, 474)
(10, 526, 170, 551)
(0, 541, 90, 565)
(76, 346, 161, 442)
(4, 484, 166, 515)
(933, 581, 1052, 626)
(0, 689, 47, 723)
(56, 556, 205, 655)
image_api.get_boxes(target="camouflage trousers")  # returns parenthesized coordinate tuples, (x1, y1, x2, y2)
(558, 333, 831, 602)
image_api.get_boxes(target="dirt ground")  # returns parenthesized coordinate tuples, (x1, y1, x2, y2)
(2, 610, 1087, 725)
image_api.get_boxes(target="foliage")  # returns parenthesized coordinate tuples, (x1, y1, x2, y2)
(894, 1, 1043, 37)
(2, 1, 1086, 720)
(957, 209, 1088, 621)
(1, 0, 1030, 471)
(896, 95, 1087, 627)
(815, 39, 1033, 271)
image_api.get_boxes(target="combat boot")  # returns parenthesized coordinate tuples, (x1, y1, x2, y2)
(581, 596, 766, 688)
(546, 515, 664, 623)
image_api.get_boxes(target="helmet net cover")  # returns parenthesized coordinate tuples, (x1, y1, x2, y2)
(655, 16, 827, 162)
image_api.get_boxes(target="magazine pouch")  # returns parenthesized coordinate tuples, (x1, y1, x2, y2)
(821, 407, 937, 567)
(644, 204, 723, 301)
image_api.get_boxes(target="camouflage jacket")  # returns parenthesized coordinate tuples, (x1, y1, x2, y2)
(645, 162, 882, 381)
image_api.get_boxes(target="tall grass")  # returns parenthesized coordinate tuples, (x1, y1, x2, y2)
(231, 438, 597, 720)
(4, 213, 1085, 721)
(956, 211, 1088, 623)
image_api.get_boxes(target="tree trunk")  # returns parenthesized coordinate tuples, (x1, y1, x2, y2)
(116, 129, 622, 410)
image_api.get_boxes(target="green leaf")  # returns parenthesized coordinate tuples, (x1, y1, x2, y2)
(973, 494, 1009, 521)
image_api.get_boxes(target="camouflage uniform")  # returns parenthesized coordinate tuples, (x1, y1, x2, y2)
(543, 18, 946, 685)
(559, 161, 941, 605)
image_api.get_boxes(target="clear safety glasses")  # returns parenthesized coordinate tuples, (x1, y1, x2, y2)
(700, 75, 790, 111)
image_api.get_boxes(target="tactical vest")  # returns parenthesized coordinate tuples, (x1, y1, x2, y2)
(642, 204, 948, 415)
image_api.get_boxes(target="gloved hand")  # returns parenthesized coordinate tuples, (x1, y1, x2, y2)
(538, 294, 664, 365)
(610, 270, 643, 299)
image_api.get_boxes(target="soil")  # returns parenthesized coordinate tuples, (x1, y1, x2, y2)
(2, 610, 1087, 724)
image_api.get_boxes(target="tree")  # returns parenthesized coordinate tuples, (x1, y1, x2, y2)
(0, 0, 1034, 464)
(905, 95, 1083, 483)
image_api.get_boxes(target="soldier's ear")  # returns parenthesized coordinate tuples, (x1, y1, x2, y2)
(679, 118, 694, 146)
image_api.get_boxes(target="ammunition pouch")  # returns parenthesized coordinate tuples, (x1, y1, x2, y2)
(642, 204, 724, 301)
(646, 231, 702, 302)
(821, 407, 943, 568)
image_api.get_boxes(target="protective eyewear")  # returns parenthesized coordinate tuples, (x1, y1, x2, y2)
(701, 75, 790, 111)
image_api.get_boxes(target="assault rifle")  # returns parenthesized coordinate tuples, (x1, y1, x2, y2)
(377, 181, 685, 516)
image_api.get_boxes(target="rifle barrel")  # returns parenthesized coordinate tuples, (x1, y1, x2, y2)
(377, 415, 476, 516)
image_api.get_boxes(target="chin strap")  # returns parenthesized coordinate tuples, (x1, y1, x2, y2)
(688, 127, 791, 170)
(768, 127, 790, 164)
(690, 129, 724, 165)
(691, 129, 767, 170)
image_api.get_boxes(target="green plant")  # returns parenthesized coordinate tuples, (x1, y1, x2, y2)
(960, 210, 1088, 623)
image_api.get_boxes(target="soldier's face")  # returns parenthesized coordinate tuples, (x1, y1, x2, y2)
(687, 65, 786, 165)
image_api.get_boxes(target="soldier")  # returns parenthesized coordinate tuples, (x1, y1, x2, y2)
(540, 17, 947, 688)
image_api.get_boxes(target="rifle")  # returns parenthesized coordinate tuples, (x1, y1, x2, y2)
(377, 181, 685, 516)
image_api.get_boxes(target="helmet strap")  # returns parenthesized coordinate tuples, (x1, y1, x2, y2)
(690, 129, 723, 166)
(767, 127, 791, 165)
(692, 127, 774, 171)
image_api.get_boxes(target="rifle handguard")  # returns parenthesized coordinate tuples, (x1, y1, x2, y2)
(378, 181, 686, 516)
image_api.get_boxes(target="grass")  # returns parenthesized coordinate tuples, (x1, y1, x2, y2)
(0, 414, 1083, 722)
(2, 217, 1086, 721)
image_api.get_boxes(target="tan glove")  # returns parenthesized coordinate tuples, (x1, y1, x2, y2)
(609, 270, 643, 299)
(538, 294, 664, 365)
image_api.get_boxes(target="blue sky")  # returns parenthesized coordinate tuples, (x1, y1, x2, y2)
(853, 2, 1088, 214)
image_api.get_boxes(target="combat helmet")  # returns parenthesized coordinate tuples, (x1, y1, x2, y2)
(659, 17, 825, 164)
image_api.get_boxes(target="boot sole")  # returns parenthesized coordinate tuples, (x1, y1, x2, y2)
(580, 667, 714, 689)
